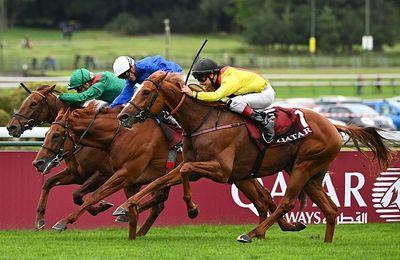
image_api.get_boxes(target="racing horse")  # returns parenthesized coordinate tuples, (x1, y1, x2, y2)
(33, 103, 306, 240)
(115, 71, 392, 243)
(6, 85, 115, 230)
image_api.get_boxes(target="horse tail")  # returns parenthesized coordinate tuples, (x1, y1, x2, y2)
(334, 124, 392, 170)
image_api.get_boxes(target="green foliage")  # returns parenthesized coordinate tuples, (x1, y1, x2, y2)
(0, 109, 11, 125)
(317, 5, 340, 53)
(105, 13, 140, 35)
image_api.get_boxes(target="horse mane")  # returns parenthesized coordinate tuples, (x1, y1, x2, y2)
(36, 84, 61, 94)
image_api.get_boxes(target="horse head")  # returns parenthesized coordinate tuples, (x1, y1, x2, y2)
(118, 71, 183, 128)
(32, 107, 78, 174)
(6, 84, 59, 137)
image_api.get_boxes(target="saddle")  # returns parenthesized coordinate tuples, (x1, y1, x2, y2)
(245, 106, 313, 150)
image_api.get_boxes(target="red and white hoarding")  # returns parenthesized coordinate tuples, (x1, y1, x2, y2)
(0, 151, 399, 229)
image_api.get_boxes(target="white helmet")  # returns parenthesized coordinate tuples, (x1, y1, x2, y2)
(113, 56, 135, 77)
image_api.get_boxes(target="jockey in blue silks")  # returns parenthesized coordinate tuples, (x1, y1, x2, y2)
(111, 55, 183, 108)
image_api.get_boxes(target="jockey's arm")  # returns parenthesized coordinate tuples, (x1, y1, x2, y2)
(195, 76, 240, 102)
(59, 84, 104, 105)
(110, 81, 136, 108)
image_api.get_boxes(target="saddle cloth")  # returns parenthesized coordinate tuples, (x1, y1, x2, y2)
(245, 106, 313, 150)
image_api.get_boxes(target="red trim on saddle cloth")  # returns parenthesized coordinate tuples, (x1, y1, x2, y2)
(91, 73, 103, 85)
(245, 106, 313, 150)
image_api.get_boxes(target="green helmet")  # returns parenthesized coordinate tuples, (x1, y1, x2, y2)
(68, 68, 92, 90)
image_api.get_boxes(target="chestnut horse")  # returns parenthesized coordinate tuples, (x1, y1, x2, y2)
(34, 104, 305, 240)
(115, 71, 392, 243)
(6, 85, 115, 230)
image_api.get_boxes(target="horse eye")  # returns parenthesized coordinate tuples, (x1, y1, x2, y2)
(30, 102, 37, 107)
(53, 133, 60, 139)
(142, 89, 151, 96)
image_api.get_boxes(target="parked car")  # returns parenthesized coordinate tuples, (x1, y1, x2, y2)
(318, 103, 396, 130)
(364, 100, 400, 130)
(315, 95, 362, 105)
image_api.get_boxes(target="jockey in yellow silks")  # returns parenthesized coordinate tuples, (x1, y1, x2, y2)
(181, 58, 276, 143)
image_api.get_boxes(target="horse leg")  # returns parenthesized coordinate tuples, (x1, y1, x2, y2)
(239, 167, 313, 243)
(71, 171, 114, 216)
(115, 185, 142, 223)
(303, 175, 338, 243)
(114, 163, 184, 219)
(137, 187, 171, 237)
(235, 179, 306, 234)
(52, 168, 129, 231)
(180, 160, 230, 218)
(36, 168, 76, 230)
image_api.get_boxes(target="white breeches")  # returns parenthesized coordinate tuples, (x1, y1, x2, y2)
(228, 84, 275, 113)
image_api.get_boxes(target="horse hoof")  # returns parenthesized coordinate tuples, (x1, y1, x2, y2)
(52, 221, 67, 231)
(296, 222, 307, 231)
(188, 207, 199, 219)
(237, 234, 252, 243)
(113, 206, 128, 216)
(35, 220, 45, 230)
(99, 201, 114, 211)
(115, 215, 129, 222)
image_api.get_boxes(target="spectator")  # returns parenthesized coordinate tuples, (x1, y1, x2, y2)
(356, 74, 364, 95)
(73, 54, 81, 69)
(42, 55, 57, 71)
(31, 57, 38, 70)
(20, 36, 32, 49)
(374, 75, 382, 94)
(85, 55, 97, 70)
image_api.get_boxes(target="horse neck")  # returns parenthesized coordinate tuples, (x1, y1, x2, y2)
(69, 113, 119, 149)
(48, 94, 67, 122)
(162, 87, 216, 133)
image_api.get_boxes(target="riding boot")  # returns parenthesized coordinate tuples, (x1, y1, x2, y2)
(242, 105, 275, 144)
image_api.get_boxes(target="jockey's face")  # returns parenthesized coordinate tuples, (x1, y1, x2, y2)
(127, 65, 137, 82)
(198, 73, 215, 89)
(76, 82, 91, 93)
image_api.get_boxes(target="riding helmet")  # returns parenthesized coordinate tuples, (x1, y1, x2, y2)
(68, 68, 93, 90)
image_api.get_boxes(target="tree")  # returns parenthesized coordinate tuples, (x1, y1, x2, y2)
(316, 5, 340, 52)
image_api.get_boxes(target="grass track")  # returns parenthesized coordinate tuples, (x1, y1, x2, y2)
(0, 223, 399, 259)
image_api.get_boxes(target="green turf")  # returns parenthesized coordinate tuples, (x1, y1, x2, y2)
(1, 28, 400, 72)
(0, 223, 399, 259)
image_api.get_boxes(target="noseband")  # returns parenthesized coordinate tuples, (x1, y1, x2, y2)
(41, 121, 79, 165)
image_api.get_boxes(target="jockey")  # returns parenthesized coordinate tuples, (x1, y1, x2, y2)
(110, 55, 183, 108)
(181, 58, 276, 143)
(59, 68, 124, 106)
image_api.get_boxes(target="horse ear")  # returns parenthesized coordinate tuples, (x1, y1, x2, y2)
(50, 85, 56, 91)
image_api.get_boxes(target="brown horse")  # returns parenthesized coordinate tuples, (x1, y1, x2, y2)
(33, 103, 305, 239)
(115, 71, 392, 243)
(6, 85, 115, 230)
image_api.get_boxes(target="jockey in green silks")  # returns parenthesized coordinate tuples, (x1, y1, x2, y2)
(59, 68, 125, 106)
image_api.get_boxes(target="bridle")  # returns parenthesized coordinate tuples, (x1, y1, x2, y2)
(41, 108, 121, 165)
(41, 121, 79, 166)
(127, 72, 186, 121)
(13, 90, 59, 131)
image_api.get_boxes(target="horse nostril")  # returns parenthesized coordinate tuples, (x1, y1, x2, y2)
(33, 160, 45, 169)
(119, 113, 129, 122)
(7, 125, 18, 132)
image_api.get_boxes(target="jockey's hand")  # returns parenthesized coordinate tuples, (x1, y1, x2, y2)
(181, 85, 194, 97)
